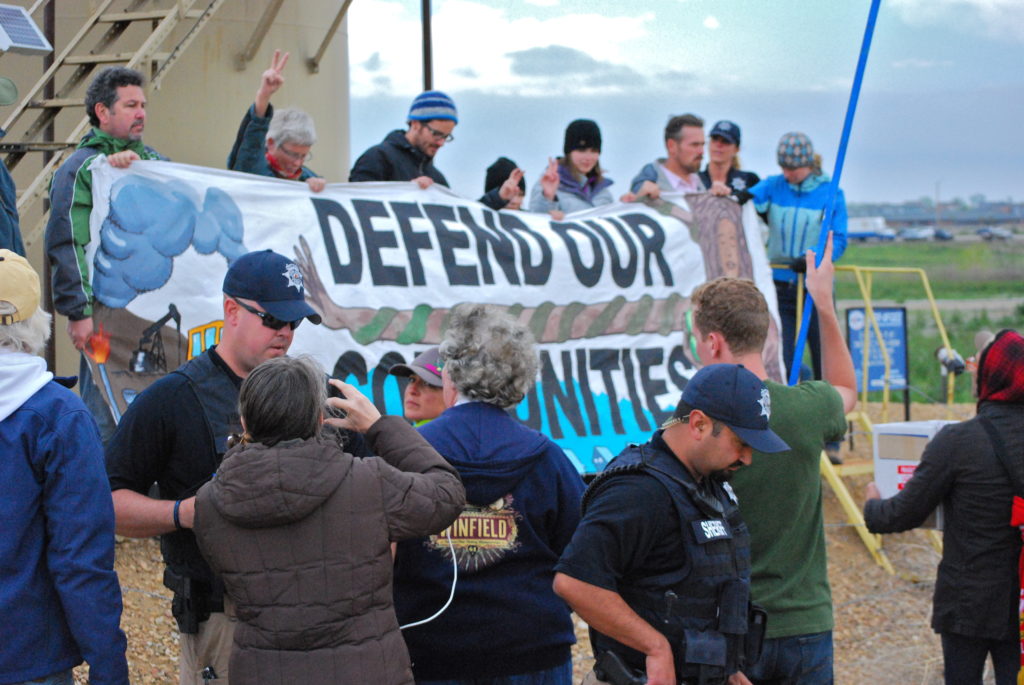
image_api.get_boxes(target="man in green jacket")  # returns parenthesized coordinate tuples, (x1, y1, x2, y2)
(44, 66, 165, 442)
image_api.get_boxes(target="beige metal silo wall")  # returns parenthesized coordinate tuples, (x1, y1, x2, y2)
(145, 1, 351, 182)
(6, 1, 349, 377)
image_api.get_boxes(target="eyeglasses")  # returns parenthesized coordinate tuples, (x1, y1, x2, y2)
(278, 145, 312, 162)
(422, 123, 454, 143)
(232, 298, 301, 331)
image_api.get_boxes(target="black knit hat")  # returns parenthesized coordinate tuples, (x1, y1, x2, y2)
(484, 157, 525, 194)
(563, 119, 601, 156)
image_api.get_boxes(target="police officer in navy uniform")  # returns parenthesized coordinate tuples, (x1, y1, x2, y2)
(107, 250, 324, 685)
(554, 364, 789, 685)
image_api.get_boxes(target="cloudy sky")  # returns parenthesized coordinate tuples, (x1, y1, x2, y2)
(346, 0, 1023, 205)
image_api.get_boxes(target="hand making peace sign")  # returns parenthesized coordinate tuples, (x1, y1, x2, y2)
(255, 49, 290, 117)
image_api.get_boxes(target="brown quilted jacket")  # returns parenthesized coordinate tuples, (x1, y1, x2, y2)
(194, 416, 465, 685)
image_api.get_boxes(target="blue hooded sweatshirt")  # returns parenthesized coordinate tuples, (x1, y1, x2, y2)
(393, 401, 585, 680)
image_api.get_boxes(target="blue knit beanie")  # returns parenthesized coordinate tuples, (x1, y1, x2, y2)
(408, 91, 458, 123)
(777, 132, 815, 169)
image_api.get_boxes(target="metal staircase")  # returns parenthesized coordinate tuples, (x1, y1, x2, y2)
(0, 0, 227, 248)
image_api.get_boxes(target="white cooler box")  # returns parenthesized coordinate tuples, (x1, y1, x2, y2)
(872, 419, 958, 530)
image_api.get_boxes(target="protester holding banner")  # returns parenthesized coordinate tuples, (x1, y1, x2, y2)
(481, 156, 526, 210)
(622, 113, 706, 202)
(393, 304, 585, 684)
(194, 355, 465, 685)
(226, 49, 325, 193)
(689, 233, 857, 685)
(530, 118, 614, 216)
(107, 250, 323, 685)
(864, 329, 1024, 685)
(746, 132, 848, 382)
(350, 91, 520, 211)
(699, 120, 760, 202)
(44, 66, 166, 445)
(0, 250, 129, 685)
(388, 346, 446, 425)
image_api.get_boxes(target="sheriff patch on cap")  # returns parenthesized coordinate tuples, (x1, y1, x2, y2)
(222, 250, 322, 325)
(674, 363, 790, 453)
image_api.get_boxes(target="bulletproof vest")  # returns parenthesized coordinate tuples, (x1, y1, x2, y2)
(585, 439, 752, 684)
(161, 350, 241, 582)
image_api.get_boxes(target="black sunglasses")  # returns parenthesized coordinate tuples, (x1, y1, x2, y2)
(231, 298, 301, 331)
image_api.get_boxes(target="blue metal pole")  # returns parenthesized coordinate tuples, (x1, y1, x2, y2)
(788, 0, 883, 385)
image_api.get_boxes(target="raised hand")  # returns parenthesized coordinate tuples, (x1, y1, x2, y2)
(255, 49, 290, 117)
(325, 380, 382, 433)
(498, 167, 524, 202)
(540, 157, 559, 201)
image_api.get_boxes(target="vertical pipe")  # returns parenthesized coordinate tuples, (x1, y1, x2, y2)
(42, 0, 55, 372)
(421, 0, 432, 91)
(788, 0, 882, 385)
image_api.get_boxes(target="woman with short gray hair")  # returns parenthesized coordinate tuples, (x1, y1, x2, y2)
(393, 303, 585, 685)
(226, 49, 325, 192)
(440, 303, 538, 409)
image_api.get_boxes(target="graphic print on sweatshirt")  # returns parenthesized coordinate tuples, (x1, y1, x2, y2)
(425, 494, 522, 572)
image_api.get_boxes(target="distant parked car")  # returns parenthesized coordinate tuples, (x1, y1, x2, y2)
(849, 227, 896, 242)
(977, 226, 1012, 241)
(933, 229, 954, 241)
(898, 227, 935, 241)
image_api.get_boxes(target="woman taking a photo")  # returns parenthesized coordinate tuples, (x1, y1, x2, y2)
(194, 356, 465, 685)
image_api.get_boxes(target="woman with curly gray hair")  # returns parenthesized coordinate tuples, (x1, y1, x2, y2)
(393, 303, 585, 685)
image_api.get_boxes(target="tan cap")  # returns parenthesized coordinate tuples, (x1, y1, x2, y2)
(0, 249, 40, 324)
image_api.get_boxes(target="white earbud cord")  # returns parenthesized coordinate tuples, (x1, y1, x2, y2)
(399, 530, 458, 630)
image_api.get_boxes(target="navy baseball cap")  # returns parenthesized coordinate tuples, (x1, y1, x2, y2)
(674, 364, 789, 453)
(709, 120, 741, 146)
(222, 250, 321, 325)
(388, 347, 443, 388)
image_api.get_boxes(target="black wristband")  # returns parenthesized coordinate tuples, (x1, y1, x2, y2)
(173, 499, 183, 530)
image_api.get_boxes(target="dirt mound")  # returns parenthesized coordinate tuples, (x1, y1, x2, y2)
(86, 402, 987, 684)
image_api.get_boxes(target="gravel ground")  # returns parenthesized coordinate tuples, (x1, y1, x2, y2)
(84, 402, 995, 684)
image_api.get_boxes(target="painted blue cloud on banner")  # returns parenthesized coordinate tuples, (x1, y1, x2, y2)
(94, 176, 247, 308)
(194, 187, 246, 261)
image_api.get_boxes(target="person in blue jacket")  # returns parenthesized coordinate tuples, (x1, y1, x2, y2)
(226, 49, 325, 192)
(393, 303, 585, 685)
(0, 249, 129, 685)
(748, 132, 848, 383)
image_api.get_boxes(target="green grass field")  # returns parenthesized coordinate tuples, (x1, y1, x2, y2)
(812, 240, 1024, 403)
(835, 240, 1024, 301)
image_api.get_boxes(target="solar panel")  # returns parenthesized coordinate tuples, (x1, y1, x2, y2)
(0, 4, 51, 55)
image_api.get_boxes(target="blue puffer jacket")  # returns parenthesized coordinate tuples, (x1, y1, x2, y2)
(749, 173, 848, 283)
(0, 352, 128, 685)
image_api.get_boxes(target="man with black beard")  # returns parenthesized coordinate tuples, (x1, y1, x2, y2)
(554, 363, 789, 685)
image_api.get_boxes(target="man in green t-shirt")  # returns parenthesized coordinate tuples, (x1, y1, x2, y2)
(688, 232, 857, 684)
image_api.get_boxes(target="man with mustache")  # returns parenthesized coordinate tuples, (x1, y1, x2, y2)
(621, 113, 706, 202)
(44, 66, 165, 444)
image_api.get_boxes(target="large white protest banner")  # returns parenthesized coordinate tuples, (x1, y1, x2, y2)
(83, 159, 782, 473)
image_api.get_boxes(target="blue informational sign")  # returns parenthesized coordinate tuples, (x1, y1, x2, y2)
(845, 307, 909, 392)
